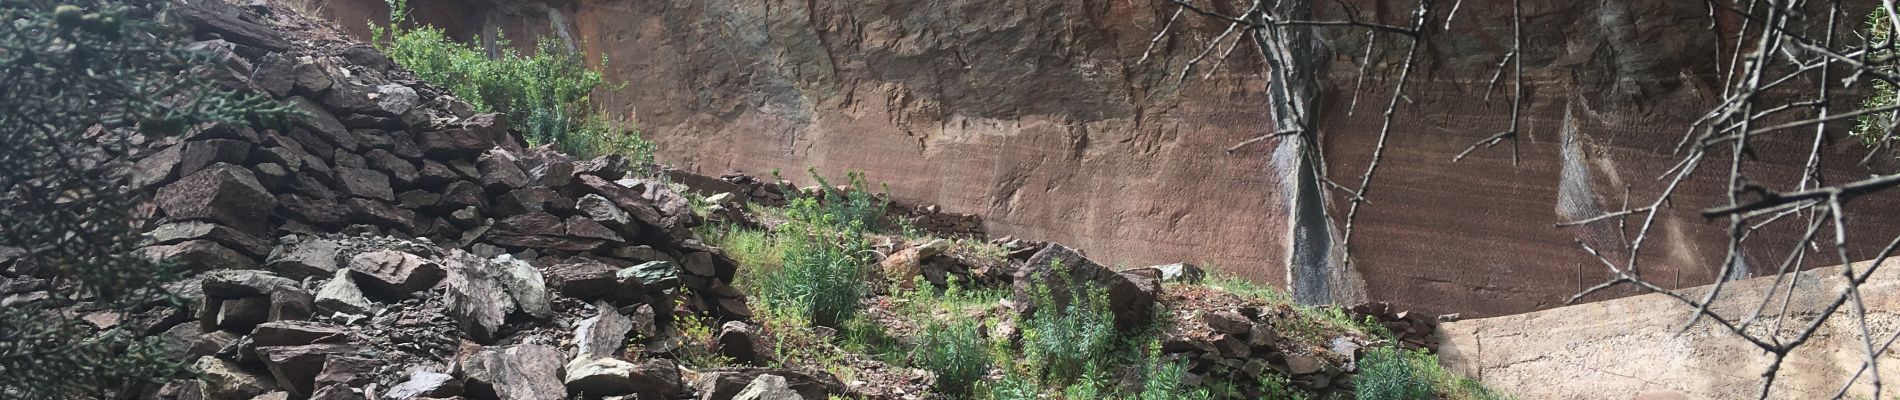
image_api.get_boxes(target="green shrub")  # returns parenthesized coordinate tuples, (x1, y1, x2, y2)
(698, 225, 782, 293)
(979, 374, 1039, 400)
(372, 0, 653, 162)
(912, 320, 990, 398)
(781, 168, 888, 232)
(1356, 346, 1436, 400)
(1020, 264, 1119, 385)
(1137, 350, 1211, 400)
(758, 195, 872, 327)
(0, 0, 295, 396)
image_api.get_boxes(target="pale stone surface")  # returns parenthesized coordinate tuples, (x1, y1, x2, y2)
(1436, 258, 1900, 400)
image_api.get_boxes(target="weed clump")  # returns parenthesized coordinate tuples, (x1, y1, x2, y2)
(911, 320, 991, 397)
(755, 169, 888, 328)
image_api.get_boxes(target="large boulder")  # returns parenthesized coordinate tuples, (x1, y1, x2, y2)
(1011, 244, 1158, 331)
(492, 255, 553, 319)
(478, 149, 532, 192)
(692, 369, 842, 400)
(443, 254, 516, 343)
(618, 261, 681, 291)
(251, 321, 350, 347)
(201, 270, 297, 298)
(334, 167, 395, 201)
(255, 343, 355, 398)
(156, 164, 276, 235)
(313, 269, 375, 315)
(194, 356, 279, 400)
(177, 139, 255, 182)
(150, 221, 273, 259)
(384, 369, 462, 399)
(574, 303, 634, 359)
(142, 240, 258, 272)
(545, 259, 626, 301)
(716, 321, 763, 366)
(346, 250, 445, 297)
(266, 236, 344, 281)
(461, 344, 566, 400)
(733, 374, 802, 400)
(562, 357, 641, 397)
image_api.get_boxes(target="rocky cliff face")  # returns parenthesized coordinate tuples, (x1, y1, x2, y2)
(309, 0, 1900, 317)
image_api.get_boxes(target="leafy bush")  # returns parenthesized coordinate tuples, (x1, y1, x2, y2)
(1020, 264, 1120, 385)
(1356, 346, 1436, 400)
(912, 320, 990, 398)
(757, 195, 873, 327)
(781, 168, 889, 232)
(979, 374, 1039, 400)
(699, 225, 782, 293)
(0, 0, 293, 396)
(670, 315, 735, 368)
(1259, 372, 1313, 400)
(372, 0, 653, 162)
(1137, 350, 1211, 400)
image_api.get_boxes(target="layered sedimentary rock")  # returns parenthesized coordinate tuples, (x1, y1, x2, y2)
(309, 0, 1900, 317)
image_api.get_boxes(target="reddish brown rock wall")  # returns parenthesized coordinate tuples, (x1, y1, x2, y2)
(308, 0, 1900, 317)
(314, 0, 1294, 286)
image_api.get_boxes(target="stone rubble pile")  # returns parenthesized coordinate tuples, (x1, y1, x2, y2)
(665, 169, 986, 237)
(1155, 305, 1366, 398)
(1346, 301, 1455, 351)
(0, 1, 844, 399)
(125, 0, 761, 319)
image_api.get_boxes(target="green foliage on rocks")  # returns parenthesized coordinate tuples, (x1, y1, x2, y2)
(754, 169, 887, 328)
(0, 0, 294, 397)
(911, 319, 990, 397)
(1019, 264, 1121, 386)
(371, 0, 653, 163)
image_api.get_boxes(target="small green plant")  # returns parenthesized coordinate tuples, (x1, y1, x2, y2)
(699, 225, 783, 294)
(1204, 271, 1294, 306)
(979, 374, 1039, 400)
(672, 315, 734, 368)
(372, 0, 654, 162)
(1356, 346, 1436, 400)
(1020, 264, 1120, 386)
(758, 196, 873, 328)
(1137, 345, 1212, 400)
(912, 320, 991, 398)
(1259, 372, 1313, 400)
(788, 168, 889, 232)
(1858, 5, 1900, 149)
